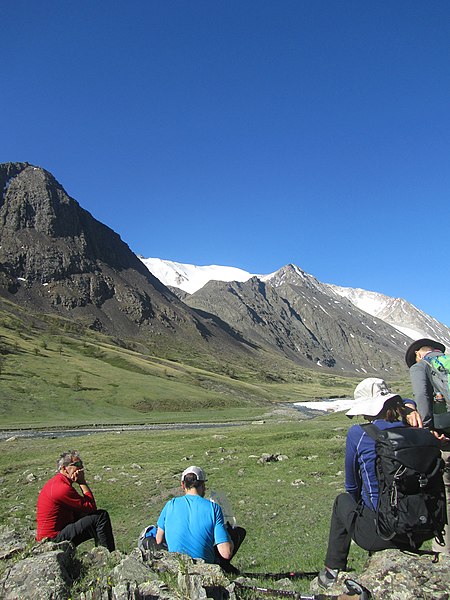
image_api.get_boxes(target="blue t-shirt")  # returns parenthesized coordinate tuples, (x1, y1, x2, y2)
(157, 494, 229, 563)
(345, 419, 407, 510)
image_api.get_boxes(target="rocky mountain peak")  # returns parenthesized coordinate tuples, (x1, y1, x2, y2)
(0, 162, 156, 281)
(262, 263, 322, 292)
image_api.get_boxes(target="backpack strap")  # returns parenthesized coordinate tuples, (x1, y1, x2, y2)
(358, 423, 382, 514)
(360, 423, 381, 440)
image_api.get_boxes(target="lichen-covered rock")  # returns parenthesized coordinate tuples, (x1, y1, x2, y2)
(0, 525, 31, 560)
(0, 540, 75, 599)
(357, 549, 450, 600)
(111, 549, 159, 586)
(176, 557, 231, 600)
(310, 549, 450, 600)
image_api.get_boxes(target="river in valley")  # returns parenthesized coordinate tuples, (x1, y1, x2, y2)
(0, 398, 352, 441)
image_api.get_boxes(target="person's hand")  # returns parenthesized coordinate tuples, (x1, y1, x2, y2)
(73, 468, 87, 485)
(405, 409, 423, 428)
(431, 430, 450, 442)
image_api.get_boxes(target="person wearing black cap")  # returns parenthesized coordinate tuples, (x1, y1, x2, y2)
(405, 337, 450, 554)
(405, 338, 447, 430)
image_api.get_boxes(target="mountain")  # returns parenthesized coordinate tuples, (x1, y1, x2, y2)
(3, 162, 446, 381)
(0, 162, 259, 369)
(184, 264, 410, 374)
(142, 257, 450, 348)
(327, 285, 450, 349)
(139, 257, 255, 294)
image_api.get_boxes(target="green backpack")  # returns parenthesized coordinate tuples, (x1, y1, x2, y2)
(423, 354, 450, 431)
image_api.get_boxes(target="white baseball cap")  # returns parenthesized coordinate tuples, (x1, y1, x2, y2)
(181, 465, 207, 482)
(346, 377, 401, 417)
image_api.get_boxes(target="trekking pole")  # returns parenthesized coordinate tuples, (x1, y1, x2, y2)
(241, 570, 320, 580)
(234, 578, 371, 600)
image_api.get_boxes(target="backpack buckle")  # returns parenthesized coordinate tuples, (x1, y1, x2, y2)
(418, 473, 428, 488)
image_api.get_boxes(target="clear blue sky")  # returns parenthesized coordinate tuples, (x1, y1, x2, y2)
(2, 1, 450, 326)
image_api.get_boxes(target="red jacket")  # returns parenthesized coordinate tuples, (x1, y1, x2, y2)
(36, 472, 96, 540)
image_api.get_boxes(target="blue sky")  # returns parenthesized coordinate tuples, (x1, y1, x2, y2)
(2, 1, 450, 326)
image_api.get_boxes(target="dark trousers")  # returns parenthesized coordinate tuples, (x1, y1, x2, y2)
(215, 525, 246, 574)
(325, 493, 422, 570)
(54, 509, 115, 552)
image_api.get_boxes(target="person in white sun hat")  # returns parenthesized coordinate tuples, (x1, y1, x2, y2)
(155, 466, 245, 574)
(318, 378, 427, 589)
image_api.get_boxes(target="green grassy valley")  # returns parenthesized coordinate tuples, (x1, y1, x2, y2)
(0, 413, 373, 588)
(0, 297, 387, 429)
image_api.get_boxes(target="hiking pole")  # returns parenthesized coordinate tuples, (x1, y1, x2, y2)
(234, 578, 371, 600)
(241, 570, 320, 580)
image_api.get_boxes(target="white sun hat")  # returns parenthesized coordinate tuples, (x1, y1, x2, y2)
(346, 377, 401, 417)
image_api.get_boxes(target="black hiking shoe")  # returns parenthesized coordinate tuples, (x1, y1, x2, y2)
(318, 567, 339, 588)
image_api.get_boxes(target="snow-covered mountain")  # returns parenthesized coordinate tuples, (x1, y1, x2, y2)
(326, 285, 450, 348)
(140, 257, 450, 347)
(139, 257, 256, 294)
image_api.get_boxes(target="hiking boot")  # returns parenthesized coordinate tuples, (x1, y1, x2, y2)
(318, 567, 339, 588)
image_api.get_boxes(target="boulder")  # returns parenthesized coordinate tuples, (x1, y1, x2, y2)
(2, 525, 449, 599)
(0, 541, 75, 599)
(309, 549, 450, 600)
(0, 526, 31, 560)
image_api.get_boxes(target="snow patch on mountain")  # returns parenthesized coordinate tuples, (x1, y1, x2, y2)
(140, 257, 255, 294)
(328, 284, 450, 347)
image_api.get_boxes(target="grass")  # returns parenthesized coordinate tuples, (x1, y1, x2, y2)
(0, 297, 413, 429)
(0, 294, 417, 593)
(0, 297, 366, 429)
(0, 411, 371, 586)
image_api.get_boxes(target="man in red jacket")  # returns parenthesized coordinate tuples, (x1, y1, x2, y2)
(36, 450, 115, 551)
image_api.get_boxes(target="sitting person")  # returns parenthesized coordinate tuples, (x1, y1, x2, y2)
(155, 465, 245, 574)
(318, 378, 428, 588)
(36, 450, 115, 551)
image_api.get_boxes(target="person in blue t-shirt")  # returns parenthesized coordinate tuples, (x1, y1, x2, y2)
(156, 465, 245, 573)
(318, 378, 426, 589)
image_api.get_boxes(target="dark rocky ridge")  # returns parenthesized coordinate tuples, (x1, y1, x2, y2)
(0, 163, 254, 362)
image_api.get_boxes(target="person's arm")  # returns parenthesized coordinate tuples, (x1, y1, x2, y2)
(156, 503, 168, 546)
(59, 470, 97, 513)
(156, 527, 165, 545)
(216, 540, 233, 560)
(212, 503, 233, 558)
(72, 468, 96, 500)
(410, 363, 434, 428)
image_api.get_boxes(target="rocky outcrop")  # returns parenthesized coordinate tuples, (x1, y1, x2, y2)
(310, 548, 450, 600)
(1, 526, 449, 599)
(0, 540, 75, 600)
(0, 536, 234, 600)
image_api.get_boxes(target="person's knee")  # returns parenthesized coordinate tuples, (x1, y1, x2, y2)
(95, 509, 111, 523)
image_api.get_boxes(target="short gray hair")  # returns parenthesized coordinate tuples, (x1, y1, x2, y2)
(56, 450, 82, 472)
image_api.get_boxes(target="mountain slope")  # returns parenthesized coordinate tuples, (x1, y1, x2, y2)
(142, 256, 450, 348)
(327, 284, 450, 348)
(186, 265, 410, 374)
(0, 162, 259, 369)
(140, 257, 255, 294)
